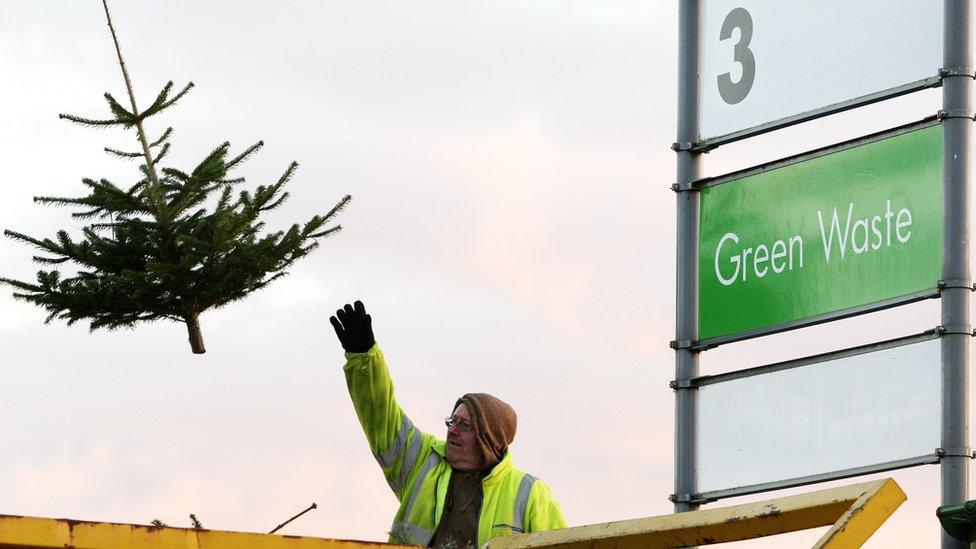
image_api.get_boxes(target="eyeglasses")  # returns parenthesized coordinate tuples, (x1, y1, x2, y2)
(445, 416, 474, 433)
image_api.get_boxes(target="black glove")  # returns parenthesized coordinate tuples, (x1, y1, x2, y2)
(330, 300, 375, 353)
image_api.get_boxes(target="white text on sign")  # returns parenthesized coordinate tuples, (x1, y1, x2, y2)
(715, 200, 914, 286)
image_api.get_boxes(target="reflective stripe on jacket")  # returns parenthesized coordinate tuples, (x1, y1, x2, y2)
(343, 343, 566, 547)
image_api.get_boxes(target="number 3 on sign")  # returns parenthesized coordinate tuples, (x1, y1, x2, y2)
(717, 7, 756, 105)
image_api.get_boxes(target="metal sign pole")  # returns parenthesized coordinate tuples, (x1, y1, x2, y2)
(673, 0, 701, 516)
(941, 1, 973, 548)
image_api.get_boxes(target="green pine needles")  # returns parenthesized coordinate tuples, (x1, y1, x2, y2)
(1, 1, 351, 354)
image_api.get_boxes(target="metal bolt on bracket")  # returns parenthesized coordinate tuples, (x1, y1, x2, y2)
(940, 66, 976, 78)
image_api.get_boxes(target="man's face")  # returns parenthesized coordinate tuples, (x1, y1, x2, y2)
(445, 403, 484, 471)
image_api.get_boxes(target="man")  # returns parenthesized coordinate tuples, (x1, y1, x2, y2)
(330, 301, 565, 548)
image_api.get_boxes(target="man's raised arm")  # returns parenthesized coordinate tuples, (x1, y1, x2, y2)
(331, 300, 431, 501)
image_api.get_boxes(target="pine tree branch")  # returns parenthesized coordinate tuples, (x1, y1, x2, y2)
(103, 92, 136, 126)
(58, 113, 125, 127)
(33, 194, 92, 208)
(33, 255, 72, 265)
(0, 276, 46, 293)
(308, 225, 342, 239)
(4, 230, 67, 257)
(152, 142, 171, 165)
(320, 194, 352, 224)
(259, 191, 289, 212)
(141, 82, 194, 120)
(36, 178, 154, 217)
(139, 81, 174, 119)
(149, 127, 173, 147)
(157, 82, 193, 111)
(104, 147, 144, 158)
(224, 141, 263, 171)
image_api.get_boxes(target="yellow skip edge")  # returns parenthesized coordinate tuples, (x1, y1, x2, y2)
(0, 514, 414, 549)
(487, 478, 906, 549)
(0, 479, 906, 549)
(815, 478, 907, 548)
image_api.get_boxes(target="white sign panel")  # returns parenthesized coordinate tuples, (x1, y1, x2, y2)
(697, 338, 940, 495)
(700, 0, 942, 141)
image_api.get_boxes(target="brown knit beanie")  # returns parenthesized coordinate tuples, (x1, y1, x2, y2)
(453, 393, 518, 468)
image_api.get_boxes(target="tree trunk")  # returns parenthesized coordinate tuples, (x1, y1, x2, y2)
(186, 314, 206, 354)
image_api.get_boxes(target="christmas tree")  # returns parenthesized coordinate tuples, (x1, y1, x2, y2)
(1, 1, 351, 354)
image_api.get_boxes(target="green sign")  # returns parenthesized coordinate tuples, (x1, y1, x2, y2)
(699, 123, 942, 341)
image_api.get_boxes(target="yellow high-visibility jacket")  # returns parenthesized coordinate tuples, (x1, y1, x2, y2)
(343, 343, 566, 547)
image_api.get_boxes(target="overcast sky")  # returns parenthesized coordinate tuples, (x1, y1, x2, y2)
(0, 2, 967, 547)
